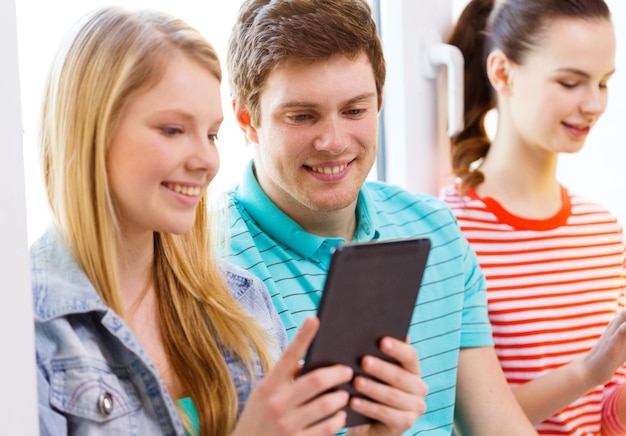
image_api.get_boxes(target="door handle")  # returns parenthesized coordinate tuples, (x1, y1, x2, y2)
(421, 32, 464, 137)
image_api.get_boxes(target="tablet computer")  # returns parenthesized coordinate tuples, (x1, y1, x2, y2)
(301, 237, 431, 427)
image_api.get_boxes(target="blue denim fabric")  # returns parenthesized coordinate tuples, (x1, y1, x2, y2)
(31, 227, 287, 435)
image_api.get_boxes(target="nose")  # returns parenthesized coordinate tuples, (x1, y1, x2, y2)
(581, 86, 608, 117)
(186, 134, 220, 177)
(313, 116, 349, 155)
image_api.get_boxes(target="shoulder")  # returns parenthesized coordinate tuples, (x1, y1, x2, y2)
(225, 185, 243, 215)
(219, 260, 288, 356)
(568, 189, 621, 218)
(224, 185, 254, 235)
(219, 261, 276, 316)
(439, 183, 463, 203)
(220, 261, 261, 298)
(30, 227, 105, 321)
(363, 181, 459, 229)
(566, 189, 625, 236)
(365, 181, 455, 214)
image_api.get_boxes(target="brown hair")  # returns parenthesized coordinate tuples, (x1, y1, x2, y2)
(227, 0, 386, 126)
(448, 0, 611, 192)
(41, 7, 271, 435)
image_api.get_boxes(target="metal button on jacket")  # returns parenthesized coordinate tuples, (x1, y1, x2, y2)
(98, 392, 114, 417)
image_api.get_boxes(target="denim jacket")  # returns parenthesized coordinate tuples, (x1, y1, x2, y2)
(31, 227, 287, 435)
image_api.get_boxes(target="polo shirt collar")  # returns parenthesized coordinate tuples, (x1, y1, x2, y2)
(236, 161, 380, 258)
(353, 183, 380, 242)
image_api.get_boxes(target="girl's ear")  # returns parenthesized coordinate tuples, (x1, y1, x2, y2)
(486, 49, 514, 96)
(233, 97, 259, 144)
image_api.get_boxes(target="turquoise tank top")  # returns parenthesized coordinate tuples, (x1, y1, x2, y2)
(176, 397, 199, 436)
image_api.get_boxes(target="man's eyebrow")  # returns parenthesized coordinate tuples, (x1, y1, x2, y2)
(277, 101, 316, 110)
(276, 92, 377, 110)
(343, 92, 377, 105)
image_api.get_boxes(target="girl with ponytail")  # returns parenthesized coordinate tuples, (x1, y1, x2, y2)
(441, 0, 626, 434)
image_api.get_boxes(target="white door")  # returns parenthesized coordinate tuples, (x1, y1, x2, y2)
(378, 0, 459, 195)
(0, 0, 39, 433)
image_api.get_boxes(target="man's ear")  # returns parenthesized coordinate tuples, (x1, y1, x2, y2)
(233, 97, 259, 144)
(486, 49, 514, 96)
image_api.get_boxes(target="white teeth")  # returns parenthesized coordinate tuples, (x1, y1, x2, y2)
(166, 183, 201, 196)
(311, 163, 347, 175)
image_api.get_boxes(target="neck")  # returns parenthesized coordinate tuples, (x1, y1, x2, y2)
(476, 136, 562, 219)
(114, 229, 183, 398)
(116, 229, 155, 315)
(297, 207, 358, 241)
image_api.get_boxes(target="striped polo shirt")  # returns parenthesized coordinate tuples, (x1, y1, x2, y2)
(441, 183, 626, 435)
(224, 162, 493, 435)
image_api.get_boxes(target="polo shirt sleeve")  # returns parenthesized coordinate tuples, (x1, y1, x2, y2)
(459, 234, 494, 348)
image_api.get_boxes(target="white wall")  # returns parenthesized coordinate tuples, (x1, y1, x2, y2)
(0, 0, 39, 433)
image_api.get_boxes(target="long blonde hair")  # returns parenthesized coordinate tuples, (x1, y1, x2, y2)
(41, 6, 272, 434)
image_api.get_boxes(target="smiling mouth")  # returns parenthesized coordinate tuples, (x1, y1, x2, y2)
(309, 163, 348, 175)
(164, 183, 202, 196)
(563, 122, 590, 133)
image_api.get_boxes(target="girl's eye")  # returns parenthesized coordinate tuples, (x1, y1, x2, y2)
(559, 81, 578, 89)
(161, 126, 183, 136)
(208, 133, 219, 142)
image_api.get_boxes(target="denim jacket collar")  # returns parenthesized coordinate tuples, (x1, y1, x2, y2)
(31, 226, 111, 321)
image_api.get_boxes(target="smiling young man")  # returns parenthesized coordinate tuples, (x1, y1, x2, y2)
(224, 0, 537, 434)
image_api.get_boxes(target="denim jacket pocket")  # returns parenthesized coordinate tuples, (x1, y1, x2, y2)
(49, 358, 142, 423)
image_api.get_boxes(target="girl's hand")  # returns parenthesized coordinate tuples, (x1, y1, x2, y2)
(233, 317, 353, 436)
(581, 308, 626, 386)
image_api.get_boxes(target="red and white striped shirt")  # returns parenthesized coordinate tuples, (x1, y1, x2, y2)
(441, 184, 626, 435)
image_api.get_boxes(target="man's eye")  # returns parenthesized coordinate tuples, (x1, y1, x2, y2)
(290, 114, 311, 122)
(346, 108, 365, 116)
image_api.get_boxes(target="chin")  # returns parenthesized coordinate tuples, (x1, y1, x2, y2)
(561, 142, 586, 154)
(160, 220, 196, 236)
(168, 229, 193, 236)
(312, 196, 356, 212)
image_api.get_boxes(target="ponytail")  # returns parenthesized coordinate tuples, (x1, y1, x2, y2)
(447, 0, 495, 193)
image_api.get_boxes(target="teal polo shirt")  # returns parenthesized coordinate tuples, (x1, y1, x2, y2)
(225, 161, 493, 435)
